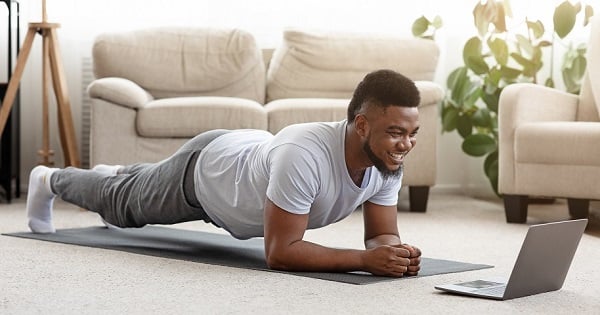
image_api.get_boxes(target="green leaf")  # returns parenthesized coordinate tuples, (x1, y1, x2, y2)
(545, 77, 555, 88)
(484, 150, 499, 179)
(526, 20, 545, 39)
(463, 37, 482, 65)
(516, 34, 533, 56)
(499, 65, 522, 81)
(462, 134, 497, 157)
(412, 16, 430, 37)
(488, 37, 509, 65)
(502, 0, 513, 18)
(481, 89, 500, 113)
(510, 53, 532, 67)
(447, 67, 467, 90)
(511, 53, 538, 77)
(572, 55, 587, 78)
(473, 2, 491, 37)
(492, 2, 507, 33)
(432, 15, 443, 29)
(584, 5, 594, 26)
(456, 114, 473, 138)
(538, 40, 553, 48)
(463, 85, 483, 108)
(472, 108, 493, 128)
(562, 54, 586, 94)
(466, 56, 490, 75)
(484, 151, 499, 196)
(447, 67, 473, 106)
(487, 67, 503, 87)
(554, 1, 577, 39)
(442, 106, 459, 132)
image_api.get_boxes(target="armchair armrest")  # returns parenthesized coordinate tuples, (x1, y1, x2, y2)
(498, 83, 579, 194)
(87, 77, 154, 109)
(499, 83, 579, 128)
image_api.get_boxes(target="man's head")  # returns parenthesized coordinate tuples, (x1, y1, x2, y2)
(347, 69, 421, 178)
(347, 69, 420, 122)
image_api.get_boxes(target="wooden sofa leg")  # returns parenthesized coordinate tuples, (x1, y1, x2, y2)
(409, 186, 429, 213)
(567, 198, 590, 219)
(503, 195, 528, 223)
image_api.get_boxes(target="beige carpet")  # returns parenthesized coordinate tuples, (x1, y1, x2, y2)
(1, 192, 599, 314)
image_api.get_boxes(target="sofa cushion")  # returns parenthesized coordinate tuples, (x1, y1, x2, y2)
(136, 97, 267, 137)
(264, 81, 444, 134)
(93, 28, 266, 103)
(515, 122, 600, 166)
(266, 29, 439, 102)
(264, 98, 349, 133)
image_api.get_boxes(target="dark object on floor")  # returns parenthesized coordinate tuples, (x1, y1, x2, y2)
(4, 226, 492, 285)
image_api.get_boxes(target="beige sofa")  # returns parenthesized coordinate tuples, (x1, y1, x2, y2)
(498, 17, 600, 223)
(88, 27, 444, 212)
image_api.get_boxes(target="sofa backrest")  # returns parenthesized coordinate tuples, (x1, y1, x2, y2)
(92, 27, 266, 104)
(266, 29, 440, 103)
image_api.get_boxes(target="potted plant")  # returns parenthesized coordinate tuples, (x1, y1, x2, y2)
(414, 0, 594, 196)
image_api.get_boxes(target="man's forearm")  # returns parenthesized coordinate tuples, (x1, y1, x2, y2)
(266, 239, 366, 273)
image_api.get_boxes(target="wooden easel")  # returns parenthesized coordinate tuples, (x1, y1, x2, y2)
(0, 0, 79, 167)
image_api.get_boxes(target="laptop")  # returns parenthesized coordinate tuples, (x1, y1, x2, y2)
(435, 218, 588, 300)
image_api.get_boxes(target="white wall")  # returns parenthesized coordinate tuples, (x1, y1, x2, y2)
(3, 0, 587, 197)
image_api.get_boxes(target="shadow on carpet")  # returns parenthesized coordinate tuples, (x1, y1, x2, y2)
(4, 226, 493, 285)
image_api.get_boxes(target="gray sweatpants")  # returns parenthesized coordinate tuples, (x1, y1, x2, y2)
(50, 129, 231, 228)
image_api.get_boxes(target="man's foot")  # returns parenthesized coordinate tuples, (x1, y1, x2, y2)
(92, 164, 123, 176)
(26, 166, 58, 233)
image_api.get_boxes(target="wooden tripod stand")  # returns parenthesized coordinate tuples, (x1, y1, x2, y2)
(0, 3, 79, 167)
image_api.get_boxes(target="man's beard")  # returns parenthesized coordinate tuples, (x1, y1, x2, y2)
(363, 138, 403, 180)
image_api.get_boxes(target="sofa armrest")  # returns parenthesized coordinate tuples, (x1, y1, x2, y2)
(87, 77, 154, 109)
(414, 81, 444, 108)
(498, 83, 579, 194)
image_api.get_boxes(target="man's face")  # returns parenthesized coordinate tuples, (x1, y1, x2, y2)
(361, 106, 419, 178)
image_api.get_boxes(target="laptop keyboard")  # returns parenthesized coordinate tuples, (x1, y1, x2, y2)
(474, 285, 506, 296)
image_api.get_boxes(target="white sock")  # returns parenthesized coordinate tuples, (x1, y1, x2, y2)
(92, 164, 123, 176)
(26, 166, 59, 233)
(101, 218, 122, 230)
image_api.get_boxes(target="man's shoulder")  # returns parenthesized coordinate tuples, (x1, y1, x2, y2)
(275, 121, 345, 142)
(268, 121, 346, 164)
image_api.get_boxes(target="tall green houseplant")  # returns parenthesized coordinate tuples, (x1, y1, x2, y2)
(419, 0, 594, 195)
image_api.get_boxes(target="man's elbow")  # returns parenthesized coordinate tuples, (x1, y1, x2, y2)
(265, 250, 293, 271)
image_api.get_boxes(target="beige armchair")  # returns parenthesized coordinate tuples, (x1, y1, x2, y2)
(498, 17, 600, 223)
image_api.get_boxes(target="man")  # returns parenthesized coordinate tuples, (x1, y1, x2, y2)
(26, 69, 422, 277)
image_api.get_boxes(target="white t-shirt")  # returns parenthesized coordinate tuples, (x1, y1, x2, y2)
(194, 120, 402, 239)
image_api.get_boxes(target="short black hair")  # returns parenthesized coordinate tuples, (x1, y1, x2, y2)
(347, 69, 420, 122)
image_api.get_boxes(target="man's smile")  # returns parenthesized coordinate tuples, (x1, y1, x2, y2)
(388, 151, 407, 164)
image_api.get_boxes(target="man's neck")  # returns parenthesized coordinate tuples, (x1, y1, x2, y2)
(345, 123, 369, 186)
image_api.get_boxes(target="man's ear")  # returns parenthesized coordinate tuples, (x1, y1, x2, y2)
(354, 114, 369, 138)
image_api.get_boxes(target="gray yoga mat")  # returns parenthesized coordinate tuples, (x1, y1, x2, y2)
(4, 226, 492, 285)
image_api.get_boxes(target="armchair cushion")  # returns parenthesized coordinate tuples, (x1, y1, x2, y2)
(516, 122, 600, 166)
